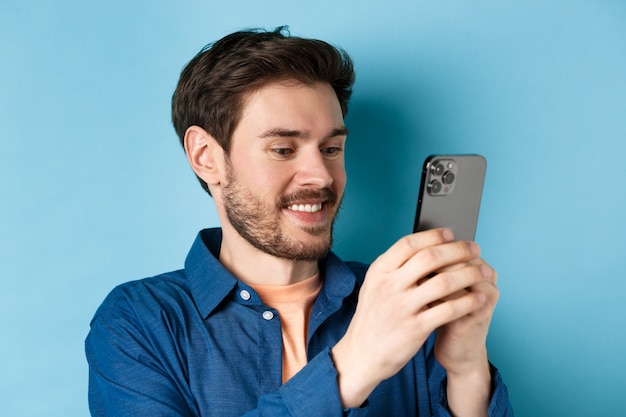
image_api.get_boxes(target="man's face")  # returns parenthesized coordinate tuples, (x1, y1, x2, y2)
(221, 81, 347, 261)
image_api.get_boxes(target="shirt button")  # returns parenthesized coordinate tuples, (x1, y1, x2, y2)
(239, 290, 251, 301)
(262, 311, 274, 321)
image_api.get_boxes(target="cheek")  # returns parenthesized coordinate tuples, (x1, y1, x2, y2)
(242, 165, 293, 196)
(331, 164, 347, 191)
(229, 151, 286, 189)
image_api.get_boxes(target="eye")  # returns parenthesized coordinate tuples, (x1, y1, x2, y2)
(271, 147, 295, 158)
(321, 146, 343, 158)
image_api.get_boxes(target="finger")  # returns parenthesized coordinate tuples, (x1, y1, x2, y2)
(429, 278, 499, 328)
(412, 263, 491, 308)
(467, 258, 498, 284)
(372, 228, 455, 272)
(467, 280, 500, 308)
(401, 240, 481, 284)
(436, 255, 497, 284)
(414, 290, 488, 334)
(443, 286, 499, 328)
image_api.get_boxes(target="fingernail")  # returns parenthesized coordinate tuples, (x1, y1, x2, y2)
(477, 292, 487, 303)
(443, 229, 454, 241)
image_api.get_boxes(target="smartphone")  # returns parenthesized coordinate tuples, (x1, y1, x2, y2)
(412, 154, 486, 242)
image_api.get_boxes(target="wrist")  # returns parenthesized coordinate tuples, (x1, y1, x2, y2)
(446, 359, 492, 417)
(330, 339, 379, 409)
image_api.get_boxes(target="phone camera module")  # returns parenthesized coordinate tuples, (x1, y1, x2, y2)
(428, 180, 442, 194)
(442, 171, 455, 185)
(426, 158, 457, 196)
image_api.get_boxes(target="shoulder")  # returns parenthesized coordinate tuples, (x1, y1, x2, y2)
(86, 269, 200, 366)
(90, 269, 191, 324)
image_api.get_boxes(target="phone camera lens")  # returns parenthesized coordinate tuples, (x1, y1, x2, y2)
(429, 180, 442, 194)
(442, 171, 455, 185)
(432, 163, 444, 176)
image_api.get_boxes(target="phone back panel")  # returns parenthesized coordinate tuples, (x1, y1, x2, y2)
(413, 155, 486, 241)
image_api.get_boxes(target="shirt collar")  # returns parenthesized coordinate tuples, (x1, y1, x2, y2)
(184, 228, 359, 319)
(185, 228, 237, 318)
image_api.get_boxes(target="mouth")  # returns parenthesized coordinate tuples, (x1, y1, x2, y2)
(279, 188, 337, 223)
(287, 202, 323, 213)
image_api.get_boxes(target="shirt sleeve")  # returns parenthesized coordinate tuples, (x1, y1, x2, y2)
(242, 349, 368, 417)
(86, 293, 196, 417)
(86, 293, 360, 417)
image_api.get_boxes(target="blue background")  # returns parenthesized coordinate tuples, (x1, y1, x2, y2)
(2, 1, 625, 416)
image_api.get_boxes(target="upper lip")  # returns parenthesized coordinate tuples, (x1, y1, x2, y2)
(280, 187, 337, 208)
(285, 199, 326, 206)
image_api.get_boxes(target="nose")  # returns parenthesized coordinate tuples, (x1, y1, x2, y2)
(293, 150, 335, 188)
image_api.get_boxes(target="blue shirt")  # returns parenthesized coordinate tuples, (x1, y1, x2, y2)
(86, 228, 514, 416)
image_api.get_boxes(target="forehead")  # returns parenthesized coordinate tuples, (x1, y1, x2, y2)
(237, 80, 345, 134)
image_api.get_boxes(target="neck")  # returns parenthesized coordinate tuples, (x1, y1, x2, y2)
(218, 223, 320, 286)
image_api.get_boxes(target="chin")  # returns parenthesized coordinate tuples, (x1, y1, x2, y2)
(280, 231, 333, 261)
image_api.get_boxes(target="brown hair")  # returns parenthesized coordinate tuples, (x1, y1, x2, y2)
(171, 26, 355, 194)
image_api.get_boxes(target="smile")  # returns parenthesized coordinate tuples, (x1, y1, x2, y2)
(287, 203, 323, 213)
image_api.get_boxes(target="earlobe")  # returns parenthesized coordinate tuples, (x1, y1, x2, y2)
(184, 126, 224, 186)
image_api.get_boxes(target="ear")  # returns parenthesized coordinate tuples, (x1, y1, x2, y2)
(184, 126, 225, 188)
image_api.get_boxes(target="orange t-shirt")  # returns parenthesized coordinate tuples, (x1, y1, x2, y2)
(249, 274, 322, 383)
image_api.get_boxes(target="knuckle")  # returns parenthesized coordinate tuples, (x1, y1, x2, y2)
(400, 234, 418, 252)
(415, 246, 439, 266)
(441, 300, 459, 318)
(432, 273, 453, 294)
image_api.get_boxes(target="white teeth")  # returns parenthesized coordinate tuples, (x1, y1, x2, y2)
(289, 203, 322, 213)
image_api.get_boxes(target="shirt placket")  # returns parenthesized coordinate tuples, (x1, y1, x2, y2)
(235, 284, 283, 394)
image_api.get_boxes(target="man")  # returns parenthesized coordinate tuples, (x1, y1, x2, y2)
(86, 27, 513, 416)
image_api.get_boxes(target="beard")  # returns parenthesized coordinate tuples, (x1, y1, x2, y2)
(222, 160, 341, 261)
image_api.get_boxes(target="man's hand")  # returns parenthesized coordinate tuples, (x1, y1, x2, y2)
(434, 254, 498, 417)
(331, 228, 497, 413)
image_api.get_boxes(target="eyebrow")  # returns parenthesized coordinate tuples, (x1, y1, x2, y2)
(258, 126, 348, 140)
